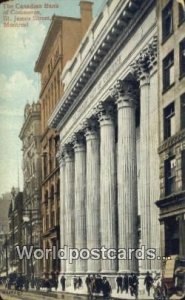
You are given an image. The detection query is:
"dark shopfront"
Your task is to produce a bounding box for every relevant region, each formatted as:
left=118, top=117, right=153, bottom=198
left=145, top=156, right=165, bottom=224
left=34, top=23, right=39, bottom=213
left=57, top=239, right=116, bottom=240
left=156, top=192, right=185, bottom=258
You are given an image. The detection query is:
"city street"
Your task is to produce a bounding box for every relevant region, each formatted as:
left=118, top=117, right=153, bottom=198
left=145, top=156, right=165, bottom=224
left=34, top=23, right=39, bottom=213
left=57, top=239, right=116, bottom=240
left=0, top=290, right=90, bottom=300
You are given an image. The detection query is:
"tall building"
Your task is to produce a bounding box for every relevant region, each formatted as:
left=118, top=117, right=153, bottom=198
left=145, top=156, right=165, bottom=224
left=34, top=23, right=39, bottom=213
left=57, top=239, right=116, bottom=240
left=0, top=192, right=11, bottom=234
left=156, top=0, right=185, bottom=257
left=8, top=188, right=23, bottom=275
left=34, top=2, right=93, bottom=278
left=0, top=192, right=11, bottom=277
left=19, top=102, right=42, bottom=279
left=49, top=0, right=161, bottom=294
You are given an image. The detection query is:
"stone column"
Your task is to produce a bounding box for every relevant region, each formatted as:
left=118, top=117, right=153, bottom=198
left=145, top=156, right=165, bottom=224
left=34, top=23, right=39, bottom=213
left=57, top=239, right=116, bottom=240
left=98, top=102, right=117, bottom=273
left=132, top=48, right=152, bottom=272
left=73, top=132, right=87, bottom=273
left=58, top=149, right=66, bottom=273
left=84, top=118, right=100, bottom=273
left=148, top=39, right=161, bottom=272
left=64, top=145, right=75, bottom=273
left=111, top=80, right=138, bottom=273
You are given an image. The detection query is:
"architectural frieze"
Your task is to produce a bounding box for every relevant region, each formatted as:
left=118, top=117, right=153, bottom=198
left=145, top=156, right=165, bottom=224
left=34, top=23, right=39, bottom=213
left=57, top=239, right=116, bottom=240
left=158, top=129, right=185, bottom=154
left=49, top=0, right=155, bottom=130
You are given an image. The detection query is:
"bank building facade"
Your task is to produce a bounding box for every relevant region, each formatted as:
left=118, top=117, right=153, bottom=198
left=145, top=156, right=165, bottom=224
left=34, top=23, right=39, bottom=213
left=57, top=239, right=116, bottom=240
left=49, top=0, right=161, bottom=287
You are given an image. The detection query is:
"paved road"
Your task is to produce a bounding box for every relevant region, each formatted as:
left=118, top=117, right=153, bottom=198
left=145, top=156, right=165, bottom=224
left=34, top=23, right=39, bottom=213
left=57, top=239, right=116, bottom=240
left=0, top=289, right=96, bottom=300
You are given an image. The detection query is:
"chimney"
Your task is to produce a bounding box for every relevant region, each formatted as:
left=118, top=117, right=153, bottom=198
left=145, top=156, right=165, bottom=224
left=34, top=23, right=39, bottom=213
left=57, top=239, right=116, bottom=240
left=80, top=0, right=93, bottom=36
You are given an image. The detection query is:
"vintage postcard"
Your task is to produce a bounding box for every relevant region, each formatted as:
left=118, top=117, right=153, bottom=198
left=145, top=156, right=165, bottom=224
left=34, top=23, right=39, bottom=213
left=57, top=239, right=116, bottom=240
left=0, top=0, right=185, bottom=299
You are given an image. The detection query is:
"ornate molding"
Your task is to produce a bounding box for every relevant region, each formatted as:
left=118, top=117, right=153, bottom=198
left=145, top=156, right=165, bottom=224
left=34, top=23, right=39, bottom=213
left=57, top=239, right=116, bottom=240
left=131, top=35, right=158, bottom=81
left=158, top=129, right=185, bottom=154
left=63, top=144, right=74, bottom=161
left=72, top=131, right=85, bottom=151
left=110, top=79, right=138, bottom=106
left=83, top=117, right=99, bottom=138
left=95, top=101, right=115, bottom=123
left=49, top=0, right=150, bottom=130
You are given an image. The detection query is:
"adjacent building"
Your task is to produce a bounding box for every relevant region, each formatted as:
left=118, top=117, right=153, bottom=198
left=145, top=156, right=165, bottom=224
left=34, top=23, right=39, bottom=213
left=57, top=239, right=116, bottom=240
left=19, top=102, right=42, bottom=279
left=0, top=192, right=11, bottom=278
left=156, top=0, right=185, bottom=258
left=50, top=0, right=161, bottom=294
left=34, top=2, right=93, bottom=278
left=8, top=188, right=23, bottom=275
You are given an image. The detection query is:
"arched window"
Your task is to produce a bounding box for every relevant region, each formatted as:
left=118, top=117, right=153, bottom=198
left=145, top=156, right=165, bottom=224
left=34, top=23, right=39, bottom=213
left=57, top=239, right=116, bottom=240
left=45, top=190, right=48, bottom=207
left=50, top=185, right=54, bottom=205
left=57, top=179, right=60, bottom=201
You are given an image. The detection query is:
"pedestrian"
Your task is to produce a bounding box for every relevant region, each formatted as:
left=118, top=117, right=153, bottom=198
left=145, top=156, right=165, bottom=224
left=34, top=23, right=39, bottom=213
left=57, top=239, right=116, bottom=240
left=78, top=277, right=82, bottom=288
left=129, top=273, right=139, bottom=299
left=123, top=273, right=129, bottom=294
left=102, top=276, right=111, bottom=299
left=73, top=275, right=77, bottom=290
left=92, top=274, right=97, bottom=293
left=116, top=275, right=123, bottom=293
left=132, top=274, right=139, bottom=300
left=24, top=277, right=29, bottom=291
left=60, top=275, right=66, bottom=291
left=144, top=271, right=154, bottom=296
left=96, top=274, right=102, bottom=293
left=85, top=274, right=91, bottom=294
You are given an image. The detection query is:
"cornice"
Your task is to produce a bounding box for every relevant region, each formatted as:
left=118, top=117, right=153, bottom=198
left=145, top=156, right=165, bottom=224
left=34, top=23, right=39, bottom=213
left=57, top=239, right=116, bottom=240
left=34, top=16, right=63, bottom=73
left=158, top=129, right=185, bottom=154
left=49, top=0, right=155, bottom=131
left=19, top=110, right=41, bottom=140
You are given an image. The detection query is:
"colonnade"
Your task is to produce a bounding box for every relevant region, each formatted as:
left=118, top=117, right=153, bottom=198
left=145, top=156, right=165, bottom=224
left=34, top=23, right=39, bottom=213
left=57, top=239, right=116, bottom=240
left=58, top=37, right=160, bottom=275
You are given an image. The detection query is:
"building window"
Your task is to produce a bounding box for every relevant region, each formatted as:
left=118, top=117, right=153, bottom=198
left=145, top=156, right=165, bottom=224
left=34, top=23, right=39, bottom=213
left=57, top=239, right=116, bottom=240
left=165, top=217, right=179, bottom=256
left=162, top=1, right=173, bottom=42
left=180, top=38, right=185, bottom=78
left=182, top=150, right=185, bottom=190
left=165, top=157, right=176, bottom=196
left=44, top=191, right=48, bottom=208
left=181, top=93, right=185, bottom=129
left=46, top=215, right=49, bottom=231
left=163, top=51, right=174, bottom=92
left=179, top=3, right=185, bottom=25
left=50, top=185, right=54, bottom=205
left=164, top=102, right=175, bottom=139
left=51, top=211, right=55, bottom=228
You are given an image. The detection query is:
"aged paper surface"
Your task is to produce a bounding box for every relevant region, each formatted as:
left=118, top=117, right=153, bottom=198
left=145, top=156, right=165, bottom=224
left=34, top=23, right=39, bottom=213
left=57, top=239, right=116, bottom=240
left=0, top=0, right=185, bottom=299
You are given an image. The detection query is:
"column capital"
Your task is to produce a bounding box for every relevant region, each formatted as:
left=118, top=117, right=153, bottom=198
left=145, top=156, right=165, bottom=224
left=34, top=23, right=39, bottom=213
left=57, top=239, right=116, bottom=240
left=56, top=146, right=65, bottom=166
left=110, top=80, right=138, bottom=108
left=131, top=35, right=158, bottom=83
left=95, top=101, right=115, bottom=124
left=147, top=35, right=158, bottom=73
left=83, top=117, right=99, bottom=140
left=131, top=49, right=150, bottom=83
left=72, top=131, right=85, bottom=152
left=63, top=144, right=74, bottom=162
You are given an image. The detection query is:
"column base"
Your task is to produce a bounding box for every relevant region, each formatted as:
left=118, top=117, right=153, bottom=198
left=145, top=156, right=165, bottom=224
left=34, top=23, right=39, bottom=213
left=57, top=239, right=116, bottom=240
left=100, top=270, right=118, bottom=275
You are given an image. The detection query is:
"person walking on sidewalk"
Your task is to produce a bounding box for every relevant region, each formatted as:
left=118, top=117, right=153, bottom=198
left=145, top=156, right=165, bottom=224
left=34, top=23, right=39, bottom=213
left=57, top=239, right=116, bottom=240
left=85, top=274, right=91, bottom=294
left=60, top=275, right=66, bottom=291
left=123, top=273, right=129, bottom=294
left=144, top=271, right=154, bottom=296
left=116, top=275, right=123, bottom=293
left=129, top=273, right=139, bottom=299
left=102, top=277, right=112, bottom=299
left=73, top=275, right=78, bottom=290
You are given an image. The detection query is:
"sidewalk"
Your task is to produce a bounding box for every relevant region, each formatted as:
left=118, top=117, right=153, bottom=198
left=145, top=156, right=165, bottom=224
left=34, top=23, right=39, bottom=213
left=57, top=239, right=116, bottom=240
left=0, top=285, right=155, bottom=300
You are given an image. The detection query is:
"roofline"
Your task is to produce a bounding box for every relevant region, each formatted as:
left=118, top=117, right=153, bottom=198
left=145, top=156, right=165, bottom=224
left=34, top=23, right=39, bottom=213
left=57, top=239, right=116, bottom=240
left=34, top=15, right=81, bottom=73
left=19, top=110, right=41, bottom=140
left=34, top=15, right=63, bottom=72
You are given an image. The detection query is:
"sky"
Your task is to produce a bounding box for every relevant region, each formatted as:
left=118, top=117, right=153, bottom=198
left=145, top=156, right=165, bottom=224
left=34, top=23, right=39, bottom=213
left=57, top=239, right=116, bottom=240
left=0, top=0, right=107, bottom=195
